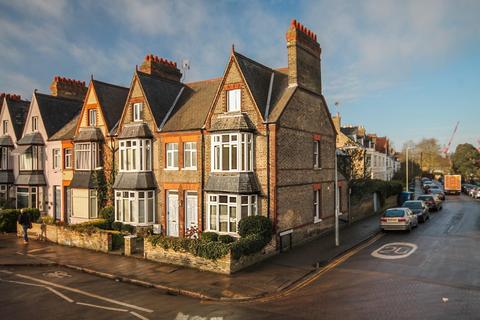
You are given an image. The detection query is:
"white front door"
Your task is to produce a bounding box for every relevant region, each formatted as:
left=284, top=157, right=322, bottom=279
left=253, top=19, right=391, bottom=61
left=167, top=191, right=179, bottom=237
left=185, top=192, right=198, bottom=230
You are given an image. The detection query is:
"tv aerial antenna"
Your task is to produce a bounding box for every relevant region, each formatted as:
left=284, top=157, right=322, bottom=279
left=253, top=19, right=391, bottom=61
left=181, top=59, right=190, bottom=82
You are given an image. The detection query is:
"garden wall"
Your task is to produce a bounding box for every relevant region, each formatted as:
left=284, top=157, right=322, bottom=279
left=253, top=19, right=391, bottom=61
left=18, top=223, right=112, bottom=253
left=350, top=194, right=397, bottom=222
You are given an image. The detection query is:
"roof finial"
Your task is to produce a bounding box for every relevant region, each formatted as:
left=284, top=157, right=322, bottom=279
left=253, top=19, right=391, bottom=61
left=231, top=43, right=235, bottom=54
left=90, top=74, right=94, bottom=80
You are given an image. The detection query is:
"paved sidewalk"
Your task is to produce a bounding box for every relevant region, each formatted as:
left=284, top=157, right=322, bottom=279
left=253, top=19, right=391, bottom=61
left=0, top=213, right=382, bottom=301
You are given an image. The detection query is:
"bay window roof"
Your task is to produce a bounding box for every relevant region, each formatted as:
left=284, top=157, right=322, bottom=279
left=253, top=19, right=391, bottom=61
left=0, top=135, right=14, bottom=147
left=70, top=171, right=96, bottom=188
left=117, top=123, right=153, bottom=139
left=74, top=127, right=104, bottom=142
left=15, top=172, right=46, bottom=185
left=209, top=113, right=256, bottom=132
left=113, top=172, right=156, bottom=190
left=204, top=172, right=260, bottom=194
left=17, top=132, right=44, bottom=145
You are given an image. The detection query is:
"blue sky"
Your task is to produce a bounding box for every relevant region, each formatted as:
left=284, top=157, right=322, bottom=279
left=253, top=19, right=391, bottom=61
left=0, top=0, right=479, bottom=151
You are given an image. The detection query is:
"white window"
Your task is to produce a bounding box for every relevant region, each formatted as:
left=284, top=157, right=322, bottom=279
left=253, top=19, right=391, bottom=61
left=314, top=189, right=322, bottom=222
left=115, top=190, right=155, bottom=225
left=19, top=146, right=43, bottom=171
left=32, top=116, right=38, bottom=132
left=212, top=133, right=253, bottom=172
left=133, top=103, right=143, bottom=121
left=314, top=140, right=321, bottom=168
left=183, top=142, right=197, bottom=169
left=16, top=187, right=37, bottom=209
left=52, top=148, right=60, bottom=169
left=166, top=143, right=178, bottom=169
left=64, top=148, right=72, bottom=169
left=119, top=139, right=151, bottom=172
left=89, top=109, right=97, bottom=127
left=2, top=120, right=7, bottom=135
left=74, top=142, right=99, bottom=170
left=89, top=190, right=98, bottom=218
left=207, top=194, right=257, bottom=233
left=0, top=147, right=9, bottom=170
left=227, top=89, right=241, bottom=112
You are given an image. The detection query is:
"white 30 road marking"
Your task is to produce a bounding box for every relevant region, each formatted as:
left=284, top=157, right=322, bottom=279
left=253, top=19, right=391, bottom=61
left=371, top=242, right=418, bottom=260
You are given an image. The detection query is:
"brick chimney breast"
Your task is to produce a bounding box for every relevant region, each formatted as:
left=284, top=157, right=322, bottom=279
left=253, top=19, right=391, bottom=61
left=286, top=19, right=322, bottom=94
left=50, top=76, right=87, bottom=101
left=1, top=93, right=21, bottom=101
left=139, top=54, right=182, bottom=82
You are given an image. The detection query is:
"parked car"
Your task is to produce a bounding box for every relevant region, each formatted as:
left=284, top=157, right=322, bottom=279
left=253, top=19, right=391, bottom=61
left=380, top=208, right=418, bottom=231
left=398, top=191, right=415, bottom=206
left=402, top=200, right=430, bottom=223
left=471, top=187, right=480, bottom=199
left=429, top=189, right=445, bottom=200
left=462, top=184, right=475, bottom=194
left=469, top=186, right=479, bottom=198
left=417, top=195, right=442, bottom=211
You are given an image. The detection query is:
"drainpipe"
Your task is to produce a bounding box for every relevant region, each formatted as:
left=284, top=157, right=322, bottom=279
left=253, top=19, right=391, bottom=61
left=266, top=124, right=270, bottom=220
left=200, top=129, right=205, bottom=232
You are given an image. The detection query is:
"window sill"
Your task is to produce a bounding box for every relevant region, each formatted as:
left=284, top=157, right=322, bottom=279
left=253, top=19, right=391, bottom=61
left=204, top=230, right=240, bottom=238
left=164, top=168, right=179, bottom=171
left=181, top=168, right=197, bottom=171
left=314, top=167, right=323, bottom=170
left=314, top=217, right=323, bottom=224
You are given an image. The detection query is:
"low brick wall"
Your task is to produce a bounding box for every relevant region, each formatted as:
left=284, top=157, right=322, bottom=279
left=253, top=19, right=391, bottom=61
left=18, top=223, right=112, bottom=253
left=144, top=240, right=276, bottom=275
left=350, top=194, right=398, bottom=222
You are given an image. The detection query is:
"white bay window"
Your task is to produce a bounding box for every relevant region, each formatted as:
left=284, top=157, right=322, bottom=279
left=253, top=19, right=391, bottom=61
left=207, top=194, right=257, bottom=233
left=115, top=191, right=155, bottom=225
left=119, top=139, right=152, bottom=172
left=212, top=133, right=253, bottom=172
left=0, top=147, right=10, bottom=170
left=20, top=146, right=43, bottom=171
left=75, top=142, right=100, bottom=170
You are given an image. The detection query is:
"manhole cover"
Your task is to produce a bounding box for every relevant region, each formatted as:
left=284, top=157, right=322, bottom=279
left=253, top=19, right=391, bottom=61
left=42, top=271, right=72, bottom=279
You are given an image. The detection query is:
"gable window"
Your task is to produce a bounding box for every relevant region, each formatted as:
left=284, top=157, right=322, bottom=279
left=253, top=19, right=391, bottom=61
left=0, top=147, right=9, bottom=170
left=64, top=148, right=72, bottom=169
left=88, top=109, right=97, bottom=127
left=119, top=139, right=152, bottom=172
left=2, top=120, right=7, bottom=135
left=314, top=189, right=322, bottom=222
left=207, top=194, right=257, bottom=233
left=52, top=149, right=61, bottom=169
left=183, top=142, right=197, bottom=169
left=227, top=89, right=241, bottom=112
left=32, top=116, right=38, bottom=132
left=133, top=103, right=143, bottom=122
left=212, top=133, right=253, bottom=172
left=74, top=142, right=99, bottom=170
left=20, top=146, right=43, bottom=171
left=314, top=140, right=321, bottom=168
left=166, top=143, right=178, bottom=169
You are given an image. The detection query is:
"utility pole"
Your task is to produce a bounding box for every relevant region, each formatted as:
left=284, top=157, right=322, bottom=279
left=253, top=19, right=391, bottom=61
left=406, top=147, right=409, bottom=192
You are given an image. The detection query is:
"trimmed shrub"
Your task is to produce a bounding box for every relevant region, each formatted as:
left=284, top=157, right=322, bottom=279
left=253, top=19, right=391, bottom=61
left=110, top=231, right=124, bottom=251
left=350, top=179, right=403, bottom=205
left=201, top=231, right=218, bottom=242
left=218, top=234, right=235, bottom=244
left=121, top=223, right=135, bottom=234
left=112, top=222, right=123, bottom=231
left=148, top=235, right=231, bottom=260
left=22, top=208, right=40, bottom=223
left=66, top=219, right=110, bottom=234
left=231, top=234, right=267, bottom=259
left=238, top=215, right=273, bottom=240
left=0, top=209, right=20, bottom=233
left=99, top=206, right=114, bottom=226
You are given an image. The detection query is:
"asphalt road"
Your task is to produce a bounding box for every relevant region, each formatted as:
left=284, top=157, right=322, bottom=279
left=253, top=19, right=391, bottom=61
left=1, top=195, right=479, bottom=320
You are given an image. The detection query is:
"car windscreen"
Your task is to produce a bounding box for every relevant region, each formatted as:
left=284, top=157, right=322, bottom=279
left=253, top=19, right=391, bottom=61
left=383, top=209, right=406, bottom=217
left=403, top=202, right=422, bottom=209
left=417, top=196, right=433, bottom=201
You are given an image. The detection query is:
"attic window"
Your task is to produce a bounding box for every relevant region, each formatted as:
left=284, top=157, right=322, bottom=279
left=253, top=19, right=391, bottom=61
left=32, top=116, right=38, bottom=132
left=133, top=103, right=143, bottom=121
left=89, top=109, right=97, bottom=127
left=227, top=89, right=241, bottom=112
left=2, top=120, right=7, bottom=135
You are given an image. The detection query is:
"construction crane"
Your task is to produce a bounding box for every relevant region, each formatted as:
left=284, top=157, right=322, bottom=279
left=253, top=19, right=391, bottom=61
left=442, top=121, right=460, bottom=156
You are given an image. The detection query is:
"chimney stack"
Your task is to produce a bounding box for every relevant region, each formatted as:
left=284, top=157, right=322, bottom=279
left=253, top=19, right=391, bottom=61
left=50, top=76, right=87, bottom=100
left=286, top=19, right=322, bottom=94
left=0, top=93, right=22, bottom=101
left=139, top=54, right=182, bottom=82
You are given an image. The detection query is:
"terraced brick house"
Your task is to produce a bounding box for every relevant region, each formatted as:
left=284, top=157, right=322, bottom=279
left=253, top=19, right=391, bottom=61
left=13, top=77, right=85, bottom=215
left=0, top=94, right=30, bottom=206
left=69, top=79, right=128, bottom=224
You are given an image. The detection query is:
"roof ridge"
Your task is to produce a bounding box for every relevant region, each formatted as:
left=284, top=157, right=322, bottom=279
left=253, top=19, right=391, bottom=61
left=35, top=91, right=84, bottom=103
left=92, top=79, right=129, bottom=90
left=234, top=51, right=274, bottom=73
left=186, top=77, right=222, bottom=86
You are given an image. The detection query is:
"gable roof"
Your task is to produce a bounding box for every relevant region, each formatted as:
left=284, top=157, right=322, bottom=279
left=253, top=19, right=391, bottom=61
left=162, top=77, right=222, bottom=131
left=233, top=52, right=289, bottom=121
left=5, top=98, right=30, bottom=140
left=34, top=92, right=84, bottom=138
left=91, top=80, right=129, bottom=131
left=136, top=71, right=184, bottom=129
left=49, top=113, right=79, bottom=141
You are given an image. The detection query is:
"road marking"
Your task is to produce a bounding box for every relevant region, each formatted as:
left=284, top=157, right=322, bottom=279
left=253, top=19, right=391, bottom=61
left=28, top=247, right=50, bottom=254
left=0, top=270, right=13, bottom=275
left=45, top=287, right=74, bottom=303
left=130, top=311, right=150, bottom=320
left=42, top=270, right=72, bottom=279
left=0, top=278, right=73, bottom=303
left=14, top=273, right=154, bottom=313
left=76, top=302, right=128, bottom=312
left=371, top=242, right=418, bottom=260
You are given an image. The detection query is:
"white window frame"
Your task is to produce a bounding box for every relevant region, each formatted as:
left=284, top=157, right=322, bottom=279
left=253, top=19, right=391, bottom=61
left=89, top=189, right=98, bottom=219
left=133, top=103, right=143, bottom=122
left=89, top=109, right=97, bottom=127
left=183, top=142, right=197, bottom=170
left=207, top=193, right=257, bottom=234
left=0, top=147, right=9, bottom=170
left=119, top=139, right=152, bottom=172
left=64, top=148, right=72, bottom=169
left=52, top=148, right=60, bottom=169
left=32, top=116, right=38, bottom=132
left=115, top=190, right=155, bottom=225
left=227, top=89, right=241, bottom=112
left=211, top=133, right=253, bottom=172
left=314, top=189, right=322, bottom=223
left=2, top=120, right=7, bottom=135
left=16, top=186, right=37, bottom=209
left=74, top=142, right=99, bottom=171
left=19, top=146, right=43, bottom=171
left=166, top=143, right=178, bottom=170
left=314, top=140, right=321, bottom=169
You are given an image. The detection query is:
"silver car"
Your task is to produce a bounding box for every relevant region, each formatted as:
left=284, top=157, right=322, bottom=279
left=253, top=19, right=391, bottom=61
left=381, top=208, right=418, bottom=231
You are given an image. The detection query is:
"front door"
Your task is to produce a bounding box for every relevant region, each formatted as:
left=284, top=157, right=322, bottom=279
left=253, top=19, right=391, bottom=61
left=65, top=187, right=72, bottom=223
left=54, top=186, right=61, bottom=220
left=167, top=191, right=179, bottom=237
left=185, top=192, right=198, bottom=231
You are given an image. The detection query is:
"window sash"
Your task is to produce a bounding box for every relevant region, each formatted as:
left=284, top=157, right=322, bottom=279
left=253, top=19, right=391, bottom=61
left=0, top=147, right=9, bottom=170
left=119, top=139, right=152, bottom=172
left=211, top=133, right=253, bottom=172
left=227, top=89, right=241, bottom=112
left=133, top=103, right=143, bottom=121
left=166, top=143, right=178, bottom=169
left=314, top=189, right=322, bottom=220
left=64, top=148, right=72, bottom=169
left=89, top=109, right=97, bottom=127
left=2, top=120, right=7, bottom=135
left=115, top=190, right=155, bottom=225
left=183, top=142, right=197, bottom=169
left=207, top=193, right=257, bottom=233
left=52, top=149, right=60, bottom=169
